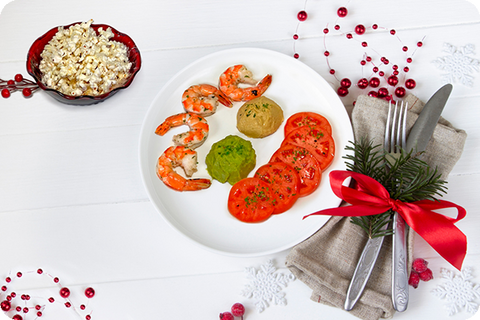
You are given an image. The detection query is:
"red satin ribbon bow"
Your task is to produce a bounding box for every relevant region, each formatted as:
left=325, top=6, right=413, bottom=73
left=305, top=170, right=467, bottom=270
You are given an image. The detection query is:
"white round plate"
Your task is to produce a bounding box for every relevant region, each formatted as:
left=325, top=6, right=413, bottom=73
left=139, top=48, right=353, bottom=256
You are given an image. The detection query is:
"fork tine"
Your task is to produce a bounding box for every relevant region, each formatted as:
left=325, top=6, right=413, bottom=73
left=385, top=100, right=393, bottom=152
left=391, top=101, right=398, bottom=153
left=401, top=101, right=407, bottom=149
left=395, top=101, right=403, bottom=152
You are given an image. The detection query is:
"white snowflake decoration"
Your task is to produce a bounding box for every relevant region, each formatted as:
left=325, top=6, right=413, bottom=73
left=240, top=259, right=295, bottom=313
left=432, top=267, right=480, bottom=316
left=432, top=43, right=480, bottom=86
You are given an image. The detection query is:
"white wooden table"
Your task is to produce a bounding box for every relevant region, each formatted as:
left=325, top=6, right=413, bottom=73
left=0, top=1, right=479, bottom=319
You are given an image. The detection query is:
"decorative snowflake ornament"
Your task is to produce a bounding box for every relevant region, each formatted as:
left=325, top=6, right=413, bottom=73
left=432, top=267, right=480, bottom=316
left=240, top=259, right=295, bottom=313
left=432, top=43, right=480, bottom=86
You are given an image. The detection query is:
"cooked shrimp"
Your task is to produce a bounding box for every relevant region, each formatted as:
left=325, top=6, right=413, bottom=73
left=155, top=112, right=209, bottom=149
left=182, top=84, right=232, bottom=116
left=156, top=146, right=211, bottom=191
left=219, top=65, right=272, bottom=102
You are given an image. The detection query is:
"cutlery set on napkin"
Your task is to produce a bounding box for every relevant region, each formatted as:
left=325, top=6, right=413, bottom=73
left=286, top=88, right=467, bottom=320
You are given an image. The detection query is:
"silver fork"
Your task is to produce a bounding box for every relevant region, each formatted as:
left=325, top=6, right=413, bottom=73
left=344, top=100, right=408, bottom=311
left=385, top=100, right=409, bottom=312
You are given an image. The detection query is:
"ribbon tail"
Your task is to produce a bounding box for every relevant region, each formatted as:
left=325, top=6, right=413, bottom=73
left=398, top=201, right=467, bottom=270
left=415, top=220, right=466, bottom=271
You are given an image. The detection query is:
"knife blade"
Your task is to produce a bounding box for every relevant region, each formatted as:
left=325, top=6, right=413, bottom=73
left=406, top=84, right=453, bottom=152
left=344, top=224, right=388, bottom=311
left=392, top=83, right=453, bottom=312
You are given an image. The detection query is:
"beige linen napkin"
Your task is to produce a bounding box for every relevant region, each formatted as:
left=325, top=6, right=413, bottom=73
left=285, top=94, right=467, bottom=320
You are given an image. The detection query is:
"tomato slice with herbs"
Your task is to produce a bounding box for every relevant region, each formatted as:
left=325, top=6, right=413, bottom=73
left=254, top=162, right=301, bottom=214
left=228, top=177, right=274, bottom=222
left=270, top=145, right=321, bottom=197
left=284, top=112, right=332, bottom=136
left=281, top=126, right=335, bottom=170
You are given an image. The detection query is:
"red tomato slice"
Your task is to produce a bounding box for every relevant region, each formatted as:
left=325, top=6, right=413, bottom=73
left=281, top=126, right=335, bottom=170
left=254, top=162, right=301, bottom=214
left=269, top=145, right=321, bottom=197
left=284, top=112, right=332, bottom=136
left=228, top=177, right=274, bottom=222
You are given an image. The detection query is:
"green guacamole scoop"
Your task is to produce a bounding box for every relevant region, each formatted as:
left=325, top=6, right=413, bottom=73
left=205, top=135, right=256, bottom=185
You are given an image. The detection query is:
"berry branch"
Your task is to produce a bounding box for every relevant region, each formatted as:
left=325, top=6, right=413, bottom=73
left=1, top=74, right=39, bottom=99
left=292, top=2, right=425, bottom=102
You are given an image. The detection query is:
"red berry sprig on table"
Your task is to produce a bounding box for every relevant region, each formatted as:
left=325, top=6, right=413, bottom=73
left=408, top=258, right=434, bottom=288
left=1, top=74, right=39, bottom=99
left=1, top=268, right=95, bottom=320
left=220, top=303, right=246, bottom=320
left=292, top=2, right=424, bottom=102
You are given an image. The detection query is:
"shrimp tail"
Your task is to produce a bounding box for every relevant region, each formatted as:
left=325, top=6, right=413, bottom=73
left=259, top=74, right=272, bottom=90
left=183, top=179, right=212, bottom=191
left=155, top=122, right=171, bottom=136
left=217, top=91, right=233, bottom=108
left=253, top=74, right=272, bottom=98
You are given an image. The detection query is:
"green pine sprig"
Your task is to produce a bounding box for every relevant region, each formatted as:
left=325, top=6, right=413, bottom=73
left=343, top=138, right=447, bottom=238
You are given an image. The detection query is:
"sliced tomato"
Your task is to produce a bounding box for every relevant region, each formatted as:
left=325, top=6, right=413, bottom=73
left=228, top=177, right=274, bottom=222
left=254, top=162, right=301, bottom=214
left=284, top=112, right=332, bottom=136
left=270, top=145, right=321, bottom=197
left=281, top=126, right=335, bottom=170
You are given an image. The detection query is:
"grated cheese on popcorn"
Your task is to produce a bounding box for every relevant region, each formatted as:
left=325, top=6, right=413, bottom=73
left=39, top=19, right=132, bottom=96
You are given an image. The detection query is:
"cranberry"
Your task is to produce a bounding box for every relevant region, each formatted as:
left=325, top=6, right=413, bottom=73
left=412, top=258, right=428, bottom=273
left=219, top=312, right=234, bottom=320
left=14, top=74, right=23, bottom=82
left=2, top=88, right=10, bottom=98
left=409, top=271, right=420, bottom=288
left=23, top=88, right=32, bottom=97
left=418, top=268, right=434, bottom=281
left=231, top=303, right=245, bottom=317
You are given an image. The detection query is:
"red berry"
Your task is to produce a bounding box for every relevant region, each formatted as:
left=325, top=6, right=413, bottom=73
left=408, top=271, right=420, bottom=288
left=357, top=78, right=369, bottom=89
left=340, top=78, right=352, bottom=88
left=1, top=300, right=11, bottom=311
left=15, top=74, right=23, bottom=82
left=60, top=287, right=70, bottom=298
left=1, top=88, right=10, bottom=98
left=412, top=258, right=429, bottom=273
left=219, top=312, right=234, bottom=320
left=231, top=303, right=245, bottom=317
left=85, top=287, right=95, bottom=298
left=297, top=11, right=308, bottom=22
left=419, top=268, right=434, bottom=282
left=377, top=87, right=389, bottom=98
left=337, top=86, right=349, bottom=97
left=337, top=7, right=348, bottom=18
left=405, top=79, right=416, bottom=89
left=22, top=88, right=32, bottom=97
left=369, top=77, right=380, bottom=88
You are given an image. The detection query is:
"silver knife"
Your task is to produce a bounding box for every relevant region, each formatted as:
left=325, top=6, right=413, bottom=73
left=344, top=225, right=387, bottom=311
left=392, top=83, right=453, bottom=312
left=344, top=84, right=453, bottom=312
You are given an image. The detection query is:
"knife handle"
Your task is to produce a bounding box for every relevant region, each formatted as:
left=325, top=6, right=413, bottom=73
left=345, top=233, right=385, bottom=311
left=392, top=212, right=409, bottom=312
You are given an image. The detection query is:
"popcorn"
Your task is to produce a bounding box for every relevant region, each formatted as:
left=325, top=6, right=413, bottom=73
left=39, top=19, right=132, bottom=96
